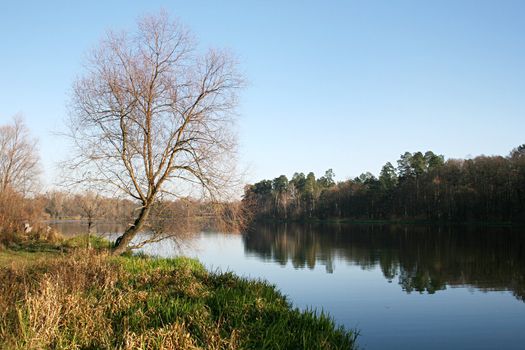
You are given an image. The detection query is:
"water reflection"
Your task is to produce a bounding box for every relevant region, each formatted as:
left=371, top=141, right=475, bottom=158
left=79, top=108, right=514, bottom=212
left=243, top=223, right=525, bottom=301
left=48, top=220, right=126, bottom=236
left=47, top=220, right=525, bottom=349
left=50, top=219, right=525, bottom=302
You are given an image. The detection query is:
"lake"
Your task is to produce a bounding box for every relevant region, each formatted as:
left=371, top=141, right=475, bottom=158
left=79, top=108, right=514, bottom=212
left=51, top=221, right=525, bottom=349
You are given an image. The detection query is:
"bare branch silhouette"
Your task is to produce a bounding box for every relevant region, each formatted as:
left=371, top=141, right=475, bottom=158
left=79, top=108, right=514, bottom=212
left=64, top=11, right=243, bottom=254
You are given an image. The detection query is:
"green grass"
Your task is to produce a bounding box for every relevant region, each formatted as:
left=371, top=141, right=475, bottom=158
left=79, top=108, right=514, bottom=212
left=0, top=240, right=64, bottom=267
left=0, top=234, right=111, bottom=267
left=110, top=255, right=356, bottom=349
left=0, top=248, right=53, bottom=267
left=0, top=241, right=358, bottom=349
left=63, top=233, right=113, bottom=249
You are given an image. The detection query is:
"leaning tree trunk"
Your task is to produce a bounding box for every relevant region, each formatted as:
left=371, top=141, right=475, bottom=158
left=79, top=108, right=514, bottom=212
left=112, top=205, right=151, bottom=255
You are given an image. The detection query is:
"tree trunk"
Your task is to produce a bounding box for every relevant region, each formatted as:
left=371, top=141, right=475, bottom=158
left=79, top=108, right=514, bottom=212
left=112, top=204, right=151, bottom=255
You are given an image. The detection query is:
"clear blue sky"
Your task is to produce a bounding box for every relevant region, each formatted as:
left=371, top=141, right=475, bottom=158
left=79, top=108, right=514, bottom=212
left=1, top=0, right=524, bottom=188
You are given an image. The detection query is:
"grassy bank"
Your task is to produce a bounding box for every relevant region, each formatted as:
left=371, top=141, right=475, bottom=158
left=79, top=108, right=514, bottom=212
left=0, top=238, right=357, bottom=350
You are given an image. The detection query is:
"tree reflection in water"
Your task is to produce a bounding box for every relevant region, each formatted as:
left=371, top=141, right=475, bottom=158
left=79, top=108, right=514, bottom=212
left=242, top=223, right=525, bottom=301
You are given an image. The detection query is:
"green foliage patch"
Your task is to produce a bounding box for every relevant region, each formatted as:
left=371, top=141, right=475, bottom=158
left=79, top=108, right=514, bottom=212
left=0, top=250, right=357, bottom=349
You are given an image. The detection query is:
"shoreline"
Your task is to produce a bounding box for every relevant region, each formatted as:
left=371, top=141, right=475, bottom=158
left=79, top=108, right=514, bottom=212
left=0, top=237, right=358, bottom=349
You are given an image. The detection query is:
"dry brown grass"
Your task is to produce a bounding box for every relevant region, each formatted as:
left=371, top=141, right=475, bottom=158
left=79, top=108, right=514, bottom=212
left=0, top=248, right=357, bottom=350
left=0, top=251, right=239, bottom=350
left=123, top=322, right=199, bottom=350
left=1, top=252, right=119, bottom=349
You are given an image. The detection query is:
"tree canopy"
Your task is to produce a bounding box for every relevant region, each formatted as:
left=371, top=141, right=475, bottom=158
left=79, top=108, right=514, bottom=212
left=243, top=146, right=525, bottom=223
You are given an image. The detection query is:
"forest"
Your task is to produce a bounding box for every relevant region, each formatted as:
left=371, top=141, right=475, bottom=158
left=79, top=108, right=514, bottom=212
left=243, top=146, right=525, bottom=223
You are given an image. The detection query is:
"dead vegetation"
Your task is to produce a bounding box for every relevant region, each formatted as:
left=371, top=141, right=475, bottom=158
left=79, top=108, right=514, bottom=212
left=0, top=248, right=356, bottom=349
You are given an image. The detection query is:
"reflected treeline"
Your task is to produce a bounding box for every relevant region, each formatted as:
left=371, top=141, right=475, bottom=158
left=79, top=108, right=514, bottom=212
left=243, top=223, right=525, bottom=301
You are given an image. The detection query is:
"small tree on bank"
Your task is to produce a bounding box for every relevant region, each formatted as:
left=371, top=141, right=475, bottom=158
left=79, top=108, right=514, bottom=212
left=66, top=12, right=243, bottom=255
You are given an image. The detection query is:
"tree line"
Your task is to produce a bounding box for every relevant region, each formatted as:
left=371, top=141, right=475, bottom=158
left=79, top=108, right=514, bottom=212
left=41, top=191, right=244, bottom=235
left=243, top=147, right=525, bottom=222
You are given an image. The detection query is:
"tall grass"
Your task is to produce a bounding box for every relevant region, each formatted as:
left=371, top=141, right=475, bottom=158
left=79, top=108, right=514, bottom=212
left=0, top=188, right=45, bottom=245
left=0, top=250, right=357, bottom=349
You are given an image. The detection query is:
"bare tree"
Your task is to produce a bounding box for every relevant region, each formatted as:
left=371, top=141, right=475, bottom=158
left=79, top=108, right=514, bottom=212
left=77, top=191, right=103, bottom=248
left=77, top=191, right=103, bottom=233
left=44, top=190, right=66, bottom=219
left=0, top=116, right=40, bottom=195
left=66, top=12, right=243, bottom=254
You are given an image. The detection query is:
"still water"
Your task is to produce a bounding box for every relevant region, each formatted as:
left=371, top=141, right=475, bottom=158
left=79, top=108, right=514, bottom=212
left=52, top=222, right=525, bottom=349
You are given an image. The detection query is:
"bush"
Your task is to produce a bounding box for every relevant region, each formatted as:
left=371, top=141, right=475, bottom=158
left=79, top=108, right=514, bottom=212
left=0, top=188, right=44, bottom=244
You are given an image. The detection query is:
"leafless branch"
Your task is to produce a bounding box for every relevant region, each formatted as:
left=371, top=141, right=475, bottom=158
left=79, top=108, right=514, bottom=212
left=63, top=11, right=244, bottom=254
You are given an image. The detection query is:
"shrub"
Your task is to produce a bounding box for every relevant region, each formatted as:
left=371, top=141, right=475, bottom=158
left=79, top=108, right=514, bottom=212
left=0, top=188, right=44, bottom=244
